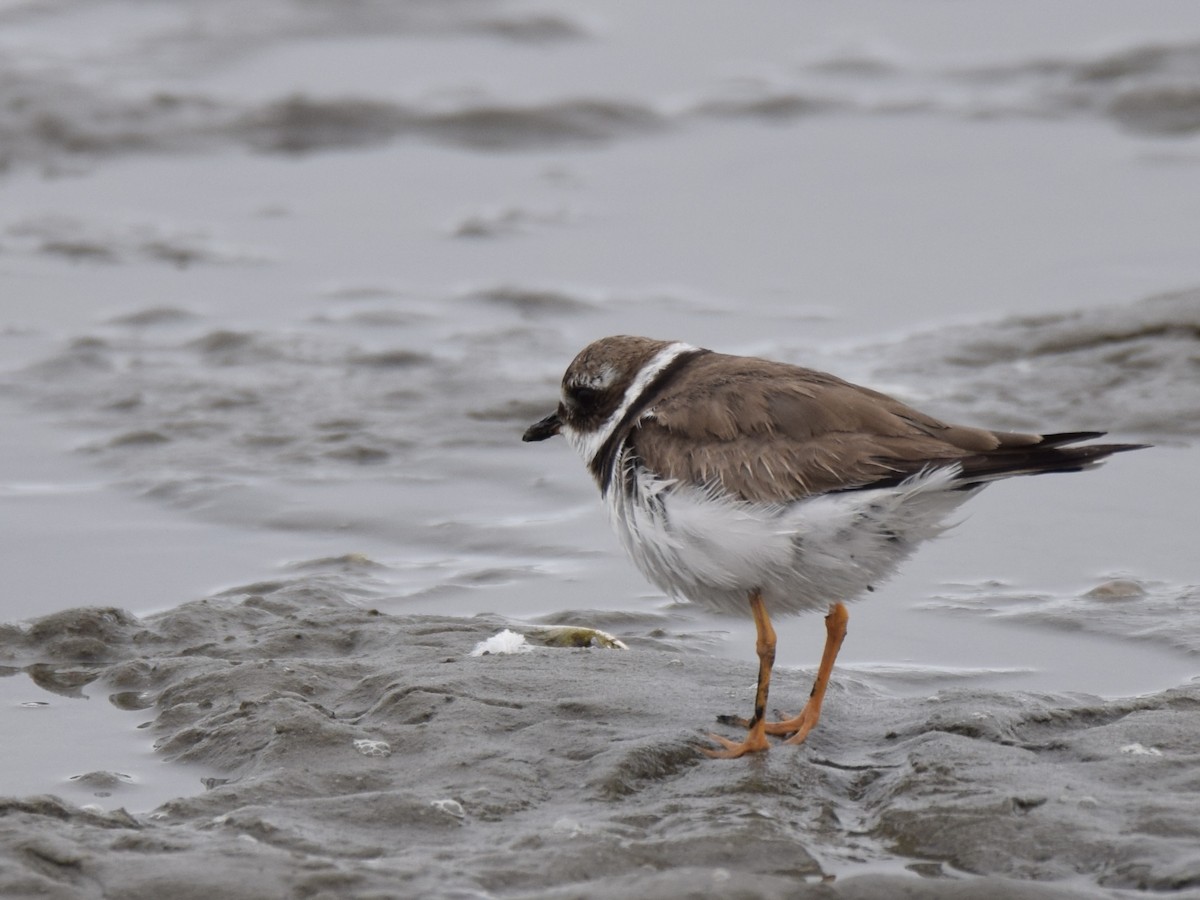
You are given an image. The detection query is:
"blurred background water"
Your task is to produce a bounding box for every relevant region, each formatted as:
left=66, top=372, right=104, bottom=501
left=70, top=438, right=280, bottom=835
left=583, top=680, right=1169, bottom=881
left=2, top=0, right=1199, bottom=801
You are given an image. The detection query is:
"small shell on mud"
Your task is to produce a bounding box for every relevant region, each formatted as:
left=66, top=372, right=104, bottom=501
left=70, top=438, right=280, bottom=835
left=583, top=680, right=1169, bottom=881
left=527, top=626, right=628, bottom=650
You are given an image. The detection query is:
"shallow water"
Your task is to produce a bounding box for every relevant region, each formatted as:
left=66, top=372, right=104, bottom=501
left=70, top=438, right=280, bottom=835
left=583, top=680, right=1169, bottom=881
left=0, top=670, right=216, bottom=812
left=1, top=2, right=1199, bottom=897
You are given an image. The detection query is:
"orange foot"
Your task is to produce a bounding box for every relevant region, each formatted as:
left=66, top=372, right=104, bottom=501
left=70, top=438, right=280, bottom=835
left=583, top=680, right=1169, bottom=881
left=766, top=704, right=821, bottom=745
left=701, top=720, right=769, bottom=759
left=716, top=707, right=820, bottom=744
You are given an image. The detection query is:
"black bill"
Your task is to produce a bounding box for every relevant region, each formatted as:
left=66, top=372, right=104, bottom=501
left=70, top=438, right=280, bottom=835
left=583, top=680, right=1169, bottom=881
left=522, top=411, right=562, bottom=442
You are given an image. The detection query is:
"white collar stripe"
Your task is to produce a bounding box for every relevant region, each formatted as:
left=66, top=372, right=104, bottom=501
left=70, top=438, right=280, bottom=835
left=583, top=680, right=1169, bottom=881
left=570, top=341, right=696, bottom=468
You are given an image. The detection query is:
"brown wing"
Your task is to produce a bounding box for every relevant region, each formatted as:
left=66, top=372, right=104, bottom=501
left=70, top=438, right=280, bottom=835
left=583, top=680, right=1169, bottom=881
left=626, top=353, right=1046, bottom=504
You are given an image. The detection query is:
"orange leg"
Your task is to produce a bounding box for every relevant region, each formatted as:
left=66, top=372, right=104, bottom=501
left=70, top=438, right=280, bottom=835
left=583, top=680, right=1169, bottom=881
left=703, top=590, right=775, bottom=759
left=763, top=602, right=849, bottom=744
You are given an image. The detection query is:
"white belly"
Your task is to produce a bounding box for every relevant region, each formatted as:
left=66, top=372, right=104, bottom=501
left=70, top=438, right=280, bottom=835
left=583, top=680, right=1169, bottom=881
left=606, top=465, right=975, bottom=617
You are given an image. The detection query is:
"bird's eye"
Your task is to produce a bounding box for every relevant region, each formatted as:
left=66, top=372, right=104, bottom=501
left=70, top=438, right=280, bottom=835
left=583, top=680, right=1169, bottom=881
left=567, top=385, right=600, bottom=408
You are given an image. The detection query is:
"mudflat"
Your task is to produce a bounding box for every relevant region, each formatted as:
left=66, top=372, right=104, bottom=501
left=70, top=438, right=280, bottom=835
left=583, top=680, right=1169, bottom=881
left=3, top=579, right=1197, bottom=898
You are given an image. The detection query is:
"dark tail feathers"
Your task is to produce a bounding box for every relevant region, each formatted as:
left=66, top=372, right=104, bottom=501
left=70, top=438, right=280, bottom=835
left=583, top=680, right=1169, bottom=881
left=953, top=432, right=1148, bottom=490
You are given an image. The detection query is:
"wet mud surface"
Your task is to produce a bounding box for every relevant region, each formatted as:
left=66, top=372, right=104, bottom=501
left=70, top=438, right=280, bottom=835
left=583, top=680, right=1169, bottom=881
left=4, top=3, right=1200, bottom=897
left=3, top=581, right=1198, bottom=899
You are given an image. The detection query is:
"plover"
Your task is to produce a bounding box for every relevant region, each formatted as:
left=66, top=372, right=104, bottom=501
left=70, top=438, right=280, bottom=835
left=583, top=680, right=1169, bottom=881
left=523, top=335, right=1145, bottom=758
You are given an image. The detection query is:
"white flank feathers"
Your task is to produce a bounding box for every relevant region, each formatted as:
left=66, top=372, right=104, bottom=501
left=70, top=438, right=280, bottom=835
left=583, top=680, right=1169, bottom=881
left=608, top=462, right=974, bottom=616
